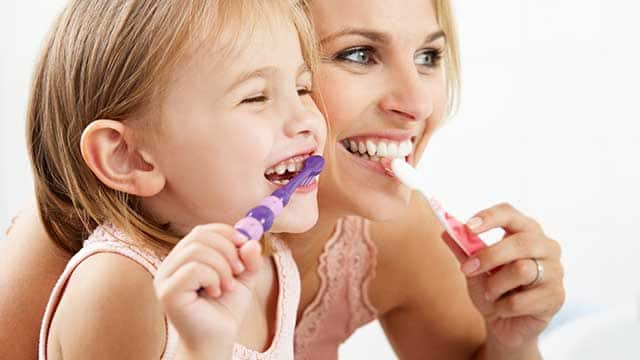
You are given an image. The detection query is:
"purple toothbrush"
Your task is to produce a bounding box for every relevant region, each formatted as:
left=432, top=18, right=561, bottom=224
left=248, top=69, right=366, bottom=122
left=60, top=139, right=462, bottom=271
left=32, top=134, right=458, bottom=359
left=234, top=155, right=325, bottom=241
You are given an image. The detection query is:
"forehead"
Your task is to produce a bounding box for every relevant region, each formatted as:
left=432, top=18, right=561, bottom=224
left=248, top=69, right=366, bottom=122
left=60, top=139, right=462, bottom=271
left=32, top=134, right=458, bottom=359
left=310, top=0, right=439, bottom=38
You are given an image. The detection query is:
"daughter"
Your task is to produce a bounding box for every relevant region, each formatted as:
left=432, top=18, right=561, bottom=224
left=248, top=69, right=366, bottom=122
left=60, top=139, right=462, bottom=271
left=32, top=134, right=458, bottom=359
left=29, top=0, right=325, bottom=359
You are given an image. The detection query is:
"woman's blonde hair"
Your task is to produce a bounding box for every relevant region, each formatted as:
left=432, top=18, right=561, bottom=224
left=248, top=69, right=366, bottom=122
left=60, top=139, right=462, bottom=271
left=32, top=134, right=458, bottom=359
left=27, top=0, right=317, bottom=254
left=433, top=0, right=461, bottom=116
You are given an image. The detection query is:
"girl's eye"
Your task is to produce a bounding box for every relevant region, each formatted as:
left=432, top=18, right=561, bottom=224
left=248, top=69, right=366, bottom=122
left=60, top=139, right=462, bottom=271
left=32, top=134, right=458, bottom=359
left=415, top=49, right=444, bottom=67
left=241, top=95, right=268, bottom=104
left=336, top=47, right=377, bottom=65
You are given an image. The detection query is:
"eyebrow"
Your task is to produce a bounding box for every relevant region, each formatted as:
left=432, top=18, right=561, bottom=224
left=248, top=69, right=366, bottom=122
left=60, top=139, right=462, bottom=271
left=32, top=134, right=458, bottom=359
left=228, top=63, right=311, bottom=92
left=320, top=28, right=446, bottom=47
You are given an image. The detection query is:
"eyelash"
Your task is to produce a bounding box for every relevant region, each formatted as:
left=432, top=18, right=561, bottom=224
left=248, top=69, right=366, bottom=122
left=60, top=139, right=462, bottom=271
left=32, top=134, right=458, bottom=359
left=335, top=46, right=444, bottom=68
left=240, top=88, right=312, bottom=104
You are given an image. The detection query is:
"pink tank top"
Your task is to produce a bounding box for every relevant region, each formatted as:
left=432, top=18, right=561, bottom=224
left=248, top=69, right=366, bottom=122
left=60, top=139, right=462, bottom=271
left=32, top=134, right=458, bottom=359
left=294, top=216, right=379, bottom=360
left=39, top=223, right=301, bottom=359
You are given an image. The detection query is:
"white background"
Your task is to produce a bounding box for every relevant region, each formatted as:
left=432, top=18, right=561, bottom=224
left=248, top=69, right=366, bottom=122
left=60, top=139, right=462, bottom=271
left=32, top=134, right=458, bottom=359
left=2, top=1, right=639, bottom=359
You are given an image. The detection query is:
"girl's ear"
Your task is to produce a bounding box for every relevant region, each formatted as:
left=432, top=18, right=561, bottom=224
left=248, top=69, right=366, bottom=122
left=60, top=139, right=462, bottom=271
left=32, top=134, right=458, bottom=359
left=80, top=120, right=165, bottom=197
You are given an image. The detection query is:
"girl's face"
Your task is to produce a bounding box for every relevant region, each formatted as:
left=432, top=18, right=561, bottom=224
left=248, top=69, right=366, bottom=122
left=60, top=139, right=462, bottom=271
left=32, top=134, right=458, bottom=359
left=144, top=18, right=326, bottom=235
left=309, top=0, right=448, bottom=220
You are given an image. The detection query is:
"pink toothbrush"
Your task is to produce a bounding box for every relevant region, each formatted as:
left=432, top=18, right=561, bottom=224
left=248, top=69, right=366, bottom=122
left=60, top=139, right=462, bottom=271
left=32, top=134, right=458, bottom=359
left=387, top=158, right=486, bottom=256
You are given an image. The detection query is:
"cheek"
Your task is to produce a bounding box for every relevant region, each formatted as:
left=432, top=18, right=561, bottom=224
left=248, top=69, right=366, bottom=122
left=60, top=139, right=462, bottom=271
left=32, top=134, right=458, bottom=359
left=315, top=70, right=370, bottom=136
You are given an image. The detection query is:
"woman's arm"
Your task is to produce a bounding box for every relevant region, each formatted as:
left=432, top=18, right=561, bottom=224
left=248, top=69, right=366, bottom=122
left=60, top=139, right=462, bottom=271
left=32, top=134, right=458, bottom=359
left=0, top=203, right=71, bottom=360
left=371, top=193, right=562, bottom=359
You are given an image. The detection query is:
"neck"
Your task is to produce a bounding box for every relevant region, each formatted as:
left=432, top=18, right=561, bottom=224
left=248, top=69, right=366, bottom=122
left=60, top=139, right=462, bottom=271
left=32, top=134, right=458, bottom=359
left=278, top=202, right=345, bottom=277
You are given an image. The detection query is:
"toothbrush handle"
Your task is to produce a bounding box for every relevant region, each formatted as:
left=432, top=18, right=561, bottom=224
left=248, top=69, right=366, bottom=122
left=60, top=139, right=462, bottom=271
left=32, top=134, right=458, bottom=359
left=234, top=195, right=284, bottom=241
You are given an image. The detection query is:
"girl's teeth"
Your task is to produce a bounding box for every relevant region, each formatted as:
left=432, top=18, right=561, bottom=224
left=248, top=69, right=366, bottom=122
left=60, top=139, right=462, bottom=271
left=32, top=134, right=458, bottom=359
left=399, top=141, right=412, bottom=157
left=276, top=164, right=287, bottom=175
left=287, top=163, right=296, bottom=172
left=266, top=168, right=275, bottom=175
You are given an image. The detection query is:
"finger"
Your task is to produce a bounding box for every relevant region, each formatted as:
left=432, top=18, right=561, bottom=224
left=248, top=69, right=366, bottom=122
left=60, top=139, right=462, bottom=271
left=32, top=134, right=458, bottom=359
left=155, top=261, right=222, bottom=306
left=492, top=284, right=565, bottom=321
left=160, top=243, right=235, bottom=292
left=239, top=241, right=263, bottom=273
left=174, top=224, right=247, bottom=253
left=460, top=233, right=551, bottom=276
left=466, top=202, right=543, bottom=235
left=484, top=259, right=542, bottom=302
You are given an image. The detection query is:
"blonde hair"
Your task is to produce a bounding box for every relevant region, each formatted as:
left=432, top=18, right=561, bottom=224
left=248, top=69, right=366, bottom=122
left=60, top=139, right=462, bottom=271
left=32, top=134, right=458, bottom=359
left=433, top=0, right=461, bottom=116
left=27, top=0, right=317, bottom=254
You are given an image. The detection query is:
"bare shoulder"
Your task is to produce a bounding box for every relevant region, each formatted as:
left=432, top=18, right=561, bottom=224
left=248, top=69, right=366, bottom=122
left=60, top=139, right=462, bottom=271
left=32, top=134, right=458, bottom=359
left=368, top=192, right=485, bottom=358
left=47, top=252, right=166, bottom=359
left=0, top=203, right=70, bottom=360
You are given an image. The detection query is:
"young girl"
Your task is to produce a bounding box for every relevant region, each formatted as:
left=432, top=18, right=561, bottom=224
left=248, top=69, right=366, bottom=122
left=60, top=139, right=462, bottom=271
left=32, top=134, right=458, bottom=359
left=30, top=0, right=325, bottom=359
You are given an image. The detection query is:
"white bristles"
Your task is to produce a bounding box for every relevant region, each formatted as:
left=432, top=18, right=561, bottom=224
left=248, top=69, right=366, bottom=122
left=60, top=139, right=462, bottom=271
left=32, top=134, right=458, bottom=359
left=390, top=159, right=432, bottom=199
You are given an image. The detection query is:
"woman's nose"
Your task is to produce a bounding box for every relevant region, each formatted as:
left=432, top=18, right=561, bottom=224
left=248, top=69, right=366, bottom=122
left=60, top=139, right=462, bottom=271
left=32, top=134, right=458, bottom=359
left=377, top=65, right=434, bottom=122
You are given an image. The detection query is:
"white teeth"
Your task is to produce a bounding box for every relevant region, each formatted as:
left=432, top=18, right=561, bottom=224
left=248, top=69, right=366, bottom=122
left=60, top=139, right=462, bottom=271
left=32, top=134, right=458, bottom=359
left=376, top=142, right=388, bottom=157
left=287, top=163, right=296, bottom=172
left=366, top=140, right=377, bottom=156
left=343, top=138, right=414, bottom=160
left=349, top=140, right=358, bottom=153
left=295, top=161, right=303, bottom=172
left=276, top=164, right=287, bottom=175
left=265, top=168, right=275, bottom=175
left=358, top=141, right=366, bottom=154
left=387, top=142, right=398, bottom=157
left=272, top=179, right=290, bottom=185
left=399, top=140, right=412, bottom=157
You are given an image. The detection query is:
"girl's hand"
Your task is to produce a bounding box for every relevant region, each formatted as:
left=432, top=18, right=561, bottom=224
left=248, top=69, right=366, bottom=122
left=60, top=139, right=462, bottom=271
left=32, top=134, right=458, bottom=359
left=442, top=203, right=565, bottom=350
left=153, top=224, right=263, bottom=357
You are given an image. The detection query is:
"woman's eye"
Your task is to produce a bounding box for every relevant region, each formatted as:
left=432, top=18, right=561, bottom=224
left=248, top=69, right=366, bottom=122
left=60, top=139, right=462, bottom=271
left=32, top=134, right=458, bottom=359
left=241, top=95, right=268, bottom=104
left=297, top=87, right=312, bottom=96
left=415, top=49, right=443, bottom=67
left=336, top=47, right=376, bottom=65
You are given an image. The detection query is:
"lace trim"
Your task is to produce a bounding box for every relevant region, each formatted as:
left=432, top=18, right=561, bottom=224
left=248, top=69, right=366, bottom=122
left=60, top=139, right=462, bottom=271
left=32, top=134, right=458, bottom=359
left=47, top=224, right=299, bottom=360
left=294, top=217, right=378, bottom=358
left=231, top=237, right=299, bottom=359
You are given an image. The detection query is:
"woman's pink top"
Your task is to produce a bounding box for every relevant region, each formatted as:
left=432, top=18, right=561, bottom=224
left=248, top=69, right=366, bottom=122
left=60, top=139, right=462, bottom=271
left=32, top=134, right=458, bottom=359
left=39, top=223, right=301, bottom=359
left=293, top=216, right=380, bottom=360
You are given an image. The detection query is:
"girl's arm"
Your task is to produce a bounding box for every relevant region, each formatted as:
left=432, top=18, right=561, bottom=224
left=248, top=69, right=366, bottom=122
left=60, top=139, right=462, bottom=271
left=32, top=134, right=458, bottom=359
left=0, top=203, right=70, bottom=360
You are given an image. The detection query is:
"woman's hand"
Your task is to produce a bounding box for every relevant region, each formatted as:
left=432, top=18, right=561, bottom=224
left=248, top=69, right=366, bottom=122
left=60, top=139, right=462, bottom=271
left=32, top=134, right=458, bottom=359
left=443, top=203, right=565, bottom=352
left=153, top=224, right=263, bottom=358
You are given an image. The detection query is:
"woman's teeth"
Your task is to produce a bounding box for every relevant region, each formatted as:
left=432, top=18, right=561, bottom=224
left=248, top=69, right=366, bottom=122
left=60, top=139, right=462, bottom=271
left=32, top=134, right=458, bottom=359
left=343, top=138, right=413, bottom=161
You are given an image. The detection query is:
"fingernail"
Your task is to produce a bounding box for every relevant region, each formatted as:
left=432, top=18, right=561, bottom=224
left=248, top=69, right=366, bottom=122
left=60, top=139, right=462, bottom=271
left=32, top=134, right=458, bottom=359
left=466, top=217, right=483, bottom=230
left=462, top=258, right=480, bottom=275
left=235, top=261, right=246, bottom=274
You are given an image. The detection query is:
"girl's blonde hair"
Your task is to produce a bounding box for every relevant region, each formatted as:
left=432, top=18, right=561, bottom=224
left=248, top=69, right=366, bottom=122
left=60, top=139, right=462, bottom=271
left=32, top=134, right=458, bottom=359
left=27, top=0, right=317, bottom=254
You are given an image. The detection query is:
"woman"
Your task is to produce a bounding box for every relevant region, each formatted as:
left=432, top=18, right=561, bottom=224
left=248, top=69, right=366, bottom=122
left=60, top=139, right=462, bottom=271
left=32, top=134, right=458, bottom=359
left=0, top=0, right=564, bottom=359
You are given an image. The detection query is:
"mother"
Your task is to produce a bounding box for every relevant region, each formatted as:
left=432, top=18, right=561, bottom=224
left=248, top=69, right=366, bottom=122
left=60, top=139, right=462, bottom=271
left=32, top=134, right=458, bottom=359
left=1, top=0, right=564, bottom=359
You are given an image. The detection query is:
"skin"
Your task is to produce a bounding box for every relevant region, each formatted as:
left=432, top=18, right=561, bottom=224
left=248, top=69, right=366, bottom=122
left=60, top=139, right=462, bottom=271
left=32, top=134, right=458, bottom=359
left=0, top=1, right=564, bottom=359
left=40, top=13, right=326, bottom=360
left=280, top=0, right=564, bottom=359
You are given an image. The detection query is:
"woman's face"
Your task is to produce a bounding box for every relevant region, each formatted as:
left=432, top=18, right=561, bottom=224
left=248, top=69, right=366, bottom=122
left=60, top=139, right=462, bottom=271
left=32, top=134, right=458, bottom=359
left=309, top=0, right=448, bottom=220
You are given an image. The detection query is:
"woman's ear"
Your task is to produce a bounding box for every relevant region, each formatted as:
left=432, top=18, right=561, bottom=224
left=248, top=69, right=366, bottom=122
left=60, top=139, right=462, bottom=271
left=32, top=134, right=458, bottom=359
left=80, top=120, right=165, bottom=197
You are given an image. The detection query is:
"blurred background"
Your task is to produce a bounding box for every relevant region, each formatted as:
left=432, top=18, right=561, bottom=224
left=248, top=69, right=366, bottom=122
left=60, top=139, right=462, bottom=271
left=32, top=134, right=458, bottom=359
left=2, top=1, right=639, bottom=359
